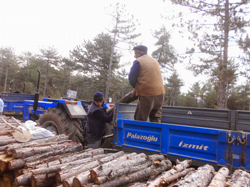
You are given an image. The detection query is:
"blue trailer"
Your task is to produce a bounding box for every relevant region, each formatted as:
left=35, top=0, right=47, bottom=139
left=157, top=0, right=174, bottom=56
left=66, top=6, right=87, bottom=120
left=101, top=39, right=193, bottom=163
left=112, top=103, right=250, bottom=172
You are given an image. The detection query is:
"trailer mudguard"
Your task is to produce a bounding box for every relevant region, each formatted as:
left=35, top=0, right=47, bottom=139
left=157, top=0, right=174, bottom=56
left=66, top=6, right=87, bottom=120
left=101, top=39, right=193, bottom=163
left=113, top=119, right=250, bottom=171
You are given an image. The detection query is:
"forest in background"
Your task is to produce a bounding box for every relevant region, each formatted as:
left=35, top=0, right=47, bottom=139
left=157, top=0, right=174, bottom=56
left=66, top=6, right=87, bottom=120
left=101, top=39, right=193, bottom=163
left=1, top=1, right=250, bottom=110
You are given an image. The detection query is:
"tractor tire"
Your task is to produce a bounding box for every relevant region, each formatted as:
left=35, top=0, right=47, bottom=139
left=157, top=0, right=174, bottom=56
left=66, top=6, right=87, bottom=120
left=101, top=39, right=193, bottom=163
left=100, top=121, right=114, bottom=148
left=38, top=107, right=84, bottom=144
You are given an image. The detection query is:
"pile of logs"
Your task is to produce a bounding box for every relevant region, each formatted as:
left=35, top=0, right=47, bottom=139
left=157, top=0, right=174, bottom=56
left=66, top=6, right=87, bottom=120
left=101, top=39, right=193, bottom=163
left=1, top=115, right=250, bottom=187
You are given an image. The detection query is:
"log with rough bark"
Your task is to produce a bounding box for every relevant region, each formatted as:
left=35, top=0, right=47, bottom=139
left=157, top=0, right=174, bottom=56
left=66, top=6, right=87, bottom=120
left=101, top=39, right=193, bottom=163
left=8, top=144, right=83, bottom=170
left=56, top=160, right=100, bottom=183
left=73, top=171, right=90, bottom=187
left=146, top=159, right=192, bottom=187
left=160, top=168, right=195, bottom=186
left=148, top=154, right=165, bottom=162
left=227, top=169, right=250, bottom=186
left=58, top=148, right=105, bottom=164
left=97, top=158, right=172, bottom=187
left=14, top=172, right=33, bottom=186
left=4, top=134, right=69, bottom=156
left=149, top=159, right=173, bottom=180
left=30, top=153, right=108, bottom=176
left=25, top=155, right=61, bottom=168
left=62, top=175, right=76, bottom=187
left=173, top=164, right=215, bottom=187
left=208, top=167, right=229, bottom=187
left=98, top=166, right=155, bottom=187
left=98, top=150, right=125, bottom=164
left=90, top=157, right=148, bottom=182
left=74, top=153, right=144, bottom=186
left=12, top=143, right=80, bottom=159
left=31, top=173, right=56, bottom=187
left=0, top=138, right=16, bottom=146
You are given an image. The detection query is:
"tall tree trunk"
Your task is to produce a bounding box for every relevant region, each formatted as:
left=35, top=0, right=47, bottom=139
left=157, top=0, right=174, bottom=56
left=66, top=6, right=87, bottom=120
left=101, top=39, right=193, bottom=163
left=105, top=23, right=118, bottom=101
left=43, top=61, right=49, bottom=98
left=4, top=65, right=9, bottom=92
left=218, top=0, right=229, bottom=109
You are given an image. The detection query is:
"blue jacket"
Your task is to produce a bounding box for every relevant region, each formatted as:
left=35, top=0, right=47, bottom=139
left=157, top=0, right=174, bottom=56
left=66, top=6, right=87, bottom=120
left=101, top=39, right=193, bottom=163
left=129, top=60, right=140, bottom=88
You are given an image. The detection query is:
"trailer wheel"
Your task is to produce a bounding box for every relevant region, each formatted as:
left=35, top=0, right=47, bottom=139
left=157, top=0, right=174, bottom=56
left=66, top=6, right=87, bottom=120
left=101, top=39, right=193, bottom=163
left=38, top=107, right=84, bottom=143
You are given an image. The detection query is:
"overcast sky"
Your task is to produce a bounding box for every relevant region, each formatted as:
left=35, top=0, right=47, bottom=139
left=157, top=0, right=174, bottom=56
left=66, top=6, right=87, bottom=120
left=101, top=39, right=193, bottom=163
left=0, top=0, right=223, bottom=92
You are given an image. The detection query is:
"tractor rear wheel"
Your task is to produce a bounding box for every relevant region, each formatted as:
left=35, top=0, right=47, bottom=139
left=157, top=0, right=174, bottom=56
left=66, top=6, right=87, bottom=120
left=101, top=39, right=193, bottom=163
left=38, top=107, right=84, bottom=143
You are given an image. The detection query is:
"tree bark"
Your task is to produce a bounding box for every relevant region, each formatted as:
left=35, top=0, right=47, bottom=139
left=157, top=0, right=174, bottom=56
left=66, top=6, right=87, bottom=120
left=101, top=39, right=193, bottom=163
left=208, top=167, right=229, bottom=187
left=58, top=148, right=104, bottom=164
left=31, top=173, right=56, bottom=187
left=90, top=157, right=148, bottom=182
left=226, top=169, right=250, bottom=186
left=62, top=175, right=75, bottom=187
left=173, top=164, right=215, bottom=187
left=5, top=134, right=69, bottom=156
left=8, top=144, right=83, bottom=170
left=147, top=159, right=192, bottom=187
left=73, top=171, right=90, bottom=187
left=161, top=168, right=195, bottom=186
left=56, top=160, right=99, bottom=183
left=0, top=138, right=16, bottom=146
left=14, top=172, right=32, bottom=186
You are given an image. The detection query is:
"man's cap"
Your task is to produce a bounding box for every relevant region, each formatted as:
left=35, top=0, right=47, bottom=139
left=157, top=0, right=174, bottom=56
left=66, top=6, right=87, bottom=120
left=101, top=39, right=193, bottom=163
left=93, top=92, right=104, bottom=102
left=133, top=45, right=148, bottom=53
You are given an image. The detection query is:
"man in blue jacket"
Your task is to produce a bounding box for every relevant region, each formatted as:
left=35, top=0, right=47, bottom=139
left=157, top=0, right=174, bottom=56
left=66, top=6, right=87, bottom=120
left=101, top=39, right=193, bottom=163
left=129, top=45, right=165, bottom=122
left=86, top=92, right=113, bottom=149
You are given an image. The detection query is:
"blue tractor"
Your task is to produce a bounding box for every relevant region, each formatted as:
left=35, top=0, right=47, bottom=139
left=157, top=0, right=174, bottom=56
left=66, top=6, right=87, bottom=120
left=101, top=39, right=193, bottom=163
left=18, top=70, right=113, bottom=147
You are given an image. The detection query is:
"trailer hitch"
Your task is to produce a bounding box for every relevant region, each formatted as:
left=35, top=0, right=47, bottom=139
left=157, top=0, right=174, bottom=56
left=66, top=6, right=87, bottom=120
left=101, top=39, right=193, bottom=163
left=237, top=133, right=246, bottom=145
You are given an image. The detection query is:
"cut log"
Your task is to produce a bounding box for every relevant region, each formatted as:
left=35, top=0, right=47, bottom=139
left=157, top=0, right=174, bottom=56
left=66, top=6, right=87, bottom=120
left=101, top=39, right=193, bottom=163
left=208, top=167, right=229, bottom=187
left=4, top=134, right=69, bottom=156
left=8, top=144, right=83, bottom=170
left=25, top=155, right=61, bottom=168
left=59, top=148, right=104, bottom=164
left=160, top=168, right=195, bottom=185
left=99, top=166, right=154, bottom=187
left=149, top=159, right=173, bottom=180
left=98, top=150, right=125, bottom=164
left=148, top=154, right=165, bottom=162
left=14, top=172, right=33, bottom=186
left=227, top=169, right=250, bottom=186
left=26, top=144, right=83, bottom=163
left=0, top=138, right=16, bottom=146
left=73, top=171, right=92, bottom=187
left=31, top=173, right=56, bottom=187
left=13, top=143, right=80, bottom=159
left=91, top=157, right=148, bottom=182
left=8, top=158, right=26, bottom=170
left=56, top=160, right=99, bottom=183
left=147, top=159, right=192, bottom=187
left=108, top=160, right=152, bottom=180
left=62, top=175, right=75, bottom=187
left=173, top=164, right=215, bottom=187
left=0, top=154, right=14, bottom=172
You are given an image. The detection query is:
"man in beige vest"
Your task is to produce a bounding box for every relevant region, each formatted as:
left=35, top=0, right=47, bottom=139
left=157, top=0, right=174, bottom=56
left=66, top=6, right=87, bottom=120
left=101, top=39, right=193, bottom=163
left=129, top=45, right=165, bottom=122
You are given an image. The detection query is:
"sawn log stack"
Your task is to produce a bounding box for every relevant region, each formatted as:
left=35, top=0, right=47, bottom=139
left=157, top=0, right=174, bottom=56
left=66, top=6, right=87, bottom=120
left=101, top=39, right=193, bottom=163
left=0, top=116, right=250, bottom=187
